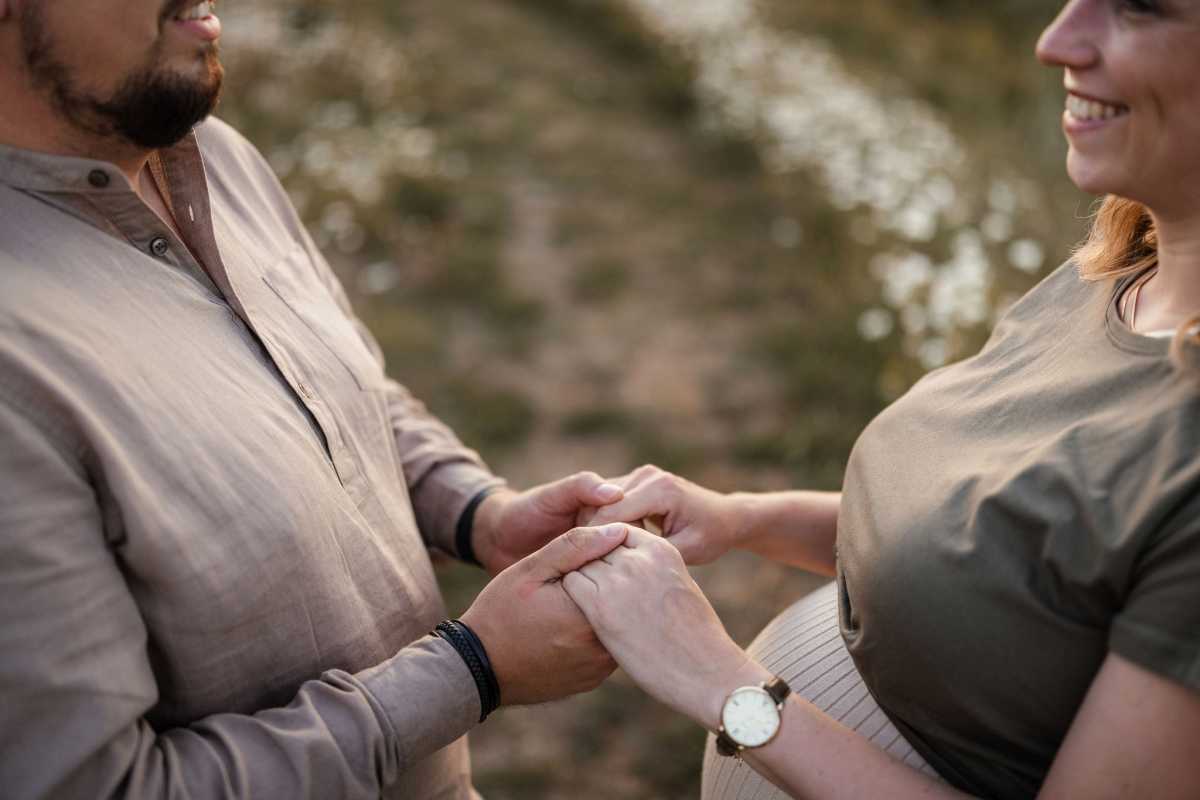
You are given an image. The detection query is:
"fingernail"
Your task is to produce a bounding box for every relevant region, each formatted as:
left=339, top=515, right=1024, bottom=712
left=601, top=523, right=625, bottom=538
left=596, top=483, right=622, bottom=501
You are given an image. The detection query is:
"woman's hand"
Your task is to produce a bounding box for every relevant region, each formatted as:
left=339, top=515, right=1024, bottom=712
left=582, top=466, right=842, bottom=575
left=577, top=465, right=746, bottom=565
left=562, top=524, right=757, bottom=729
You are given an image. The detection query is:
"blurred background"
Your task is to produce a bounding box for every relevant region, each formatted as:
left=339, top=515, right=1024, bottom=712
left=217, top=1, right=1089, bottom=796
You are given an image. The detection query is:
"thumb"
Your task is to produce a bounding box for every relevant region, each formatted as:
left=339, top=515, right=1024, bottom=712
left=529, top=524, right=628, bottom=580
left=537, top=472, right=624, bottom=514
left=562, top=571, right=600, bottom=617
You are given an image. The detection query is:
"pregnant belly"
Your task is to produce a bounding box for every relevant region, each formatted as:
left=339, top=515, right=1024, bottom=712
left=701, top=581, right=940, bottom=799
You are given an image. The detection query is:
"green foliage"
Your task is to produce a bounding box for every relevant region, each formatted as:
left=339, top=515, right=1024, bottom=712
left=748, top=315, right=892, bottom=488
left=571, top=257, right=632, bottom=304
left=762, top=0, right=1064, bottom=151
left=390, top=178, right=455, bottom=225
left=627, top=423, right=705, bottom=476
left=511, top=0, right=698, bottom=120
left=432, top=379, right=538, bottom=453
left=560, top=405, right=636, bottom=437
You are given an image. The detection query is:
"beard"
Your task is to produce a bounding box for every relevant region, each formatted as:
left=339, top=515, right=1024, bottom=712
left=20, top=4, right=224, bottom=150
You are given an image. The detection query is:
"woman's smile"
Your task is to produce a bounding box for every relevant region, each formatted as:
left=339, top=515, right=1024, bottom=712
left=1062, top=88, right=1131, bottom=137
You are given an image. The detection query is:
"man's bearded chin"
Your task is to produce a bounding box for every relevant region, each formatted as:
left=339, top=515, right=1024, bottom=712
left=21, top=9, right=224, bottom=151
left=95, top=56, right=224, bottom=149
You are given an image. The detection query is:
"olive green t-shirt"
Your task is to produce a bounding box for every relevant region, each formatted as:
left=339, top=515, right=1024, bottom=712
left=837, top=262, right=1200, bottom=798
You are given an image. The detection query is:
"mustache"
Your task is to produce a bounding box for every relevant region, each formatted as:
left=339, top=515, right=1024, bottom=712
left=160, top=0, right=211, bottom=21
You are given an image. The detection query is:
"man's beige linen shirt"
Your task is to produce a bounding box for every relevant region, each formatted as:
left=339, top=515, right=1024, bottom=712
left=0, top=119, right=503, bottom=799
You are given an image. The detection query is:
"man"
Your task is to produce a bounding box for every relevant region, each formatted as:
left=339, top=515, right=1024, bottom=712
left=0, top=1, right=627, bottom=797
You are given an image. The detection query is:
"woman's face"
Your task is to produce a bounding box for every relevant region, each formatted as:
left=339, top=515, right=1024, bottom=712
left=1037, top=0, right=1200, bottom=217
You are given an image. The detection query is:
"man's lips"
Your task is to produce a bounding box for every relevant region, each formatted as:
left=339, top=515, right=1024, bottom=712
left=166, top=0, right=221, bottom=42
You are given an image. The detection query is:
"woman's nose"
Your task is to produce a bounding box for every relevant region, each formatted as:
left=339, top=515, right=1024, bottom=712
left=1036, top=0, right=1101, bottom=70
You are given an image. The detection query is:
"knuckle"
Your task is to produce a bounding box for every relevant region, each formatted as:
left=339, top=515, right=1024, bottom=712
left=651, top=473, right=678, bottom=492
left=649, top=539, right=680, bottom=564
left=563, top=527, right=587, bottom=551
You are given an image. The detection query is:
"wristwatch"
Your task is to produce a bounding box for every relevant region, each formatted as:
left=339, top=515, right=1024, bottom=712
left=715, top=676, right=791, bottom=757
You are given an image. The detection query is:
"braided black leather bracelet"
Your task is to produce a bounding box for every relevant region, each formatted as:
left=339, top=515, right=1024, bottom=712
left=433, top=619, right=501, bottom=721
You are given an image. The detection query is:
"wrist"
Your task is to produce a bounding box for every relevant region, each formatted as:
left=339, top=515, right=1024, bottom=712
left=687, top=644, right=771, bottom=731
left=733, top=491, right=842, bottom=568
left=469, top=488, right=515, bottom=575
left=726, top=492, right=764, bottom=552
left=432, top=619, right=501, bottom=722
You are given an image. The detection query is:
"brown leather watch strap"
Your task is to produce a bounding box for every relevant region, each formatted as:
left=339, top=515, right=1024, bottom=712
left=715, top=729, right=740, bottom=757
left=764, top=675, right=791, bottom=705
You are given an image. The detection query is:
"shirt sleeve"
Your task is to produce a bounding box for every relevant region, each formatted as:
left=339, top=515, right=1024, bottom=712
left=1108, top=499, right=1200, bottom=693
left=0, top=396, right=480, bottom=799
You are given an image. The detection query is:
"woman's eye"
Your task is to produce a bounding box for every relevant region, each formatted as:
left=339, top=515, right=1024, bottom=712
left=1118, top=0, right=1163, bottom=15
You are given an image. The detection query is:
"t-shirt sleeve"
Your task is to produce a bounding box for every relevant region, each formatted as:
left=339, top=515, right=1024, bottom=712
left=1109, top=500, right=1200, bottom=692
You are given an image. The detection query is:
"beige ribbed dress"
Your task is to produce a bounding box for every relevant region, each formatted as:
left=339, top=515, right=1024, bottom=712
left=701, top=582, right=941, bottom=798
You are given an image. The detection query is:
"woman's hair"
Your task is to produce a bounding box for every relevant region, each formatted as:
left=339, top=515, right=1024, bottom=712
left=1075, top=195, right=1200, bottom=368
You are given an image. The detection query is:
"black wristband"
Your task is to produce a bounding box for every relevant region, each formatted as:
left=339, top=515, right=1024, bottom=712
left=455, top=486, right=501, bottom=568
left=433, top=619, right=501, bottom=721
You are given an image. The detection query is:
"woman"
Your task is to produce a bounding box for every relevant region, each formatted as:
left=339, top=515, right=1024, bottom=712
left=564, top=2, right=1200, bottom=797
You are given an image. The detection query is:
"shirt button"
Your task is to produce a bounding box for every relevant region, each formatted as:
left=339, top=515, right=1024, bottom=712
left=297, top=381, right=313, bottom=399
left=149, top=237, right=170, bottom=258
left=87, top=169, right=110, bottom=188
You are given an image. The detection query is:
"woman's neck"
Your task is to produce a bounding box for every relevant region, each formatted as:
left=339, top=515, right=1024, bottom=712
left=1133, top=210, right=1200, bottom=332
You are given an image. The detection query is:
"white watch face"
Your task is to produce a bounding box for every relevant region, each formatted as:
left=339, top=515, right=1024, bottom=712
left=721, top=687, right=781, bottom=748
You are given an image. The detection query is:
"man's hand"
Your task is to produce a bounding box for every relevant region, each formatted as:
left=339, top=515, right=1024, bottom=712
left=578, top=465, right=745, bottom=565
left=471, top=473, right=624, bottom=575
left=461, top=524, right=627, bottom=706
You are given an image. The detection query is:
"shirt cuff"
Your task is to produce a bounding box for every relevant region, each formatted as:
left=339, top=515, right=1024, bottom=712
left=410, top=462, right=506, bottom=558
left=354, top=634, right=481, bottom=772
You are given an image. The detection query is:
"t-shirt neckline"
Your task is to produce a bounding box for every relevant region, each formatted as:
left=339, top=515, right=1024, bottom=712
left=1105, top=267, right=1172, bottom=356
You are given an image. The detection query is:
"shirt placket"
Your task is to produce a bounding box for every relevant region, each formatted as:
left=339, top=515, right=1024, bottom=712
left=157, top=146, right=365, bottom=500
left=74, top=148, right=361, bottom=498
left=248, top=325, right=364, bottom=499
left=99, top=188, right=222, bottom=299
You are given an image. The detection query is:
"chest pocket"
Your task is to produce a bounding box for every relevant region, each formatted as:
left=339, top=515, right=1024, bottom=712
left=261, top=245, right=386, bottom=393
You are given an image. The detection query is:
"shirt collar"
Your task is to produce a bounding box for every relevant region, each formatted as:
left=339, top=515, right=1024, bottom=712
left=0, top=129, right=200, bottom=194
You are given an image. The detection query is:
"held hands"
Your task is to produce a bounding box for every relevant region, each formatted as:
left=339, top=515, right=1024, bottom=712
left=472, top=472, right=625, bottom=575
left=461, top=524, right=626, bottom=706
left=562, top=525, right=759, bottom=730
left=578, top=465, right=745, bottom=565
